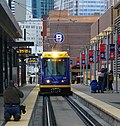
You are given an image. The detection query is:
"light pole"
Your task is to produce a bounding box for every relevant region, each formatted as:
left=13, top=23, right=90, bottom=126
left=35, top=43, right=38, bottom=84
left=85, top=46, right=88, bottom=85
left=114, top=27, right=119, bottom=93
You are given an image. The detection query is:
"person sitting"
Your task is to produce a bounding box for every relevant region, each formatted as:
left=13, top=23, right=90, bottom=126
left=3, top=80, right=24, bottom=121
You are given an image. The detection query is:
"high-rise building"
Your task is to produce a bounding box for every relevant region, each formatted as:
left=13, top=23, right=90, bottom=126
left=12, top=0, right=26, bottom=21
left=54, top=0, right=64, bottom=10
left=10, top=1, right=15, bottom=16
left=6, top=0, right=43, bottom=54
left=54, top=0, right=109, bottom=16
left=107, top=0, right=120, bottom=6
left=6, top=0, right=26, bottom=21
left=18, top=11, right=43, bottom=54
left=32, top=0, right=54, bottom=18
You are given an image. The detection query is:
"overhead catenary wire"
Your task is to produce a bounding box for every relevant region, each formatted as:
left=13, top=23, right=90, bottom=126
left=13, top=1, right=73, bottom=21
left=53, top=0, right=63, bottom=49
left=13, top=0, right=67, bottom=51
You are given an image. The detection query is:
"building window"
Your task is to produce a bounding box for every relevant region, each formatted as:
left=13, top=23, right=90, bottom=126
left=31, top=26, right=35, bottom=28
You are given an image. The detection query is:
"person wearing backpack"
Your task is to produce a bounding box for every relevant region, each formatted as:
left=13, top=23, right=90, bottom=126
left=108, top=70, right=114, bottom=91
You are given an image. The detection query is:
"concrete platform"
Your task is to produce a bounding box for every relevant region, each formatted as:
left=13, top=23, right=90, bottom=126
left=71, top=83, right=120, bottom=109
left=71, top=83, right=120, bottom=126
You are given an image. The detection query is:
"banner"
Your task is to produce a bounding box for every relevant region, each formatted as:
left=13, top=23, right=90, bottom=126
left=118, top=44, right=120, bottom=56
left=118, top=34, right=120, bottom=44
left=82, top=54, right=86, bottom=66
left=82, top=54, right=85, bottom=60
left=118, top=34, right=120, bottom=56
left=88, top=50, right=94, bottom=64
left=109, top=44, right=115, bottom=60
left=100, top=52, right=106, bottom=60
left=100, top=44, right=105, bottom=52
left=100, top=44, right=106, bottom=60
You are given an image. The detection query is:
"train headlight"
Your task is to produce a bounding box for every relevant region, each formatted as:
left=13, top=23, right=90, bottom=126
left=46, top=80, right=50, bottom=83
left=53, top=52, right=58, bottom=58
left=61, top=80, right=65, bottom=83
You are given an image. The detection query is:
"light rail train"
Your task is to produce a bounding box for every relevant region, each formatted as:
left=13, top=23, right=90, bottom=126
left=39, top=51, right=72, bottom=95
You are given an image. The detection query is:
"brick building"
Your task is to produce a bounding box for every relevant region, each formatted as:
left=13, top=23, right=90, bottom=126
left=44, top=10, right=99, bottom=65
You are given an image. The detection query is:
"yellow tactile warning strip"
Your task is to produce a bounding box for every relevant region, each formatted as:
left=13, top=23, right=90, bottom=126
left=40, top=85, right=70, bottom=88
left=72, top=88, right=120, bottom=121
left=6, top=85, right=39, bottom=126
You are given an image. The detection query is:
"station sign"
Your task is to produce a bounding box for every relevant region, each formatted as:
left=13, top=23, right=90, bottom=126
left=16, top=48, right=31, bottom=54
left=28, top=59, right=37, bottom=63
left=53, top=32, right=64, bottom=43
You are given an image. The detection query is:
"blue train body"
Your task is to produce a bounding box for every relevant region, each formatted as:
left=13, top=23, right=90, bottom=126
left=38, top=51, right=72, bottom=95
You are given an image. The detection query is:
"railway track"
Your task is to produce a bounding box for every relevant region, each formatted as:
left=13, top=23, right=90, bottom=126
left=2, top=92, right=111, bottom=126
left=31, top=95, right=102, bottom=126
left=64, top=96, right=96, bottom=126
left=43, top=96, right=57, bottom=126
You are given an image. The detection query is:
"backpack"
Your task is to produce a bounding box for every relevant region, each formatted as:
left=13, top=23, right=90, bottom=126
left=90, top=80, right=98, bottom=92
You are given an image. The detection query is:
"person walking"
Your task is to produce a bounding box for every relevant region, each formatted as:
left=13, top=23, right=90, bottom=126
left=108, top=70, right=114, bottom=92
left=3, top=80, right=24, bottom=121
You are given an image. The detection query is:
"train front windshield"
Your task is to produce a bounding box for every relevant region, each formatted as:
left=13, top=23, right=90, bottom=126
left=44, top=58, right=67, bottom=76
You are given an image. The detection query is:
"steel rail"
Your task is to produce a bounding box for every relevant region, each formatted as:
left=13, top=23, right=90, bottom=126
left=46, top=97, right=51, bottom=126
left=43, top=96, right=57, bottom=126
left=64, top=96, right=96, bottom=126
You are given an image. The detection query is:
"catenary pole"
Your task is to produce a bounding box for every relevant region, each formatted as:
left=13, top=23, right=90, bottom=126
left=94, top=42, right=97, bottom=80
left=80, top=51, right=82, bottom=83
left=106, top=32, right=109, bottom=91
left=86, top=46, right=88, bottom=85
left=115, top=28, right=119, bottom=93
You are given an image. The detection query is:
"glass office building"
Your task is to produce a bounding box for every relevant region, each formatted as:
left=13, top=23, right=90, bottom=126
left=32, top=0, right=54, bottom=18
left=54, top=0, right=109, bottom=16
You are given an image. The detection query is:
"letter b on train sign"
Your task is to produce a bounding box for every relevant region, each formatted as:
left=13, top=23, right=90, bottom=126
left=54, top=32, right=64, bottom=43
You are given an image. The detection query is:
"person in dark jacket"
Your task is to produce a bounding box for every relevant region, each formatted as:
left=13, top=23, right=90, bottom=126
left=98, top=68, right=105, bottom=93
left=108, top=70, right=114, bottom=91
left=3, top=80, right=24, bottom=121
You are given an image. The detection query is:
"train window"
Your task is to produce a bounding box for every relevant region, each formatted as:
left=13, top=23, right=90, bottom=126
left=44, top=58, right=67, bottom=76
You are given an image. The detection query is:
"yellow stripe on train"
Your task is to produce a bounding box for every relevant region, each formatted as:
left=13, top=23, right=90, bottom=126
left=40, top=85, right=70, bottom=88
left=42, top=51, right=69, bottom=58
